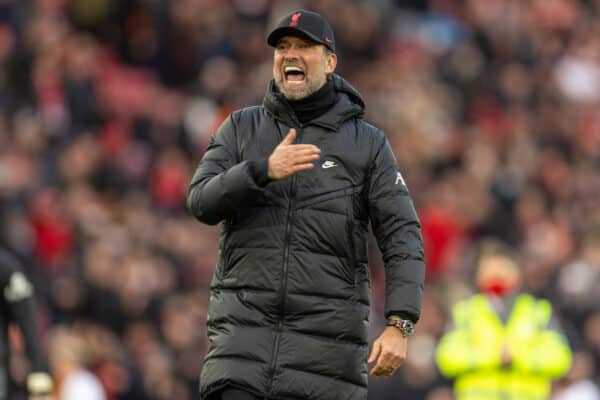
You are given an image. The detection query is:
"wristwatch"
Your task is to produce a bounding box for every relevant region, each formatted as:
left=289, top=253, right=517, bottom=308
left=386, top=318, right=415, bottom=337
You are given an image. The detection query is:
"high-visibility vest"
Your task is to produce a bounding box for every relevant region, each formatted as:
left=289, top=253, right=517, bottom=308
left=436, top=294, right=572, bottom=400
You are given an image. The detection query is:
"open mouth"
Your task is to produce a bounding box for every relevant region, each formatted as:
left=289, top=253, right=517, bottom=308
left=284, top=66, right=306, bottom=83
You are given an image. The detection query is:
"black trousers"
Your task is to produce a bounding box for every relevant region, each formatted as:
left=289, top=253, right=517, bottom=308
left=215, top=388, right=262, bottom=400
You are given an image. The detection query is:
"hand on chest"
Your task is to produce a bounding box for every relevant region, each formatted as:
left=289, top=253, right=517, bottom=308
left=246, top=126, right=368, bottom=198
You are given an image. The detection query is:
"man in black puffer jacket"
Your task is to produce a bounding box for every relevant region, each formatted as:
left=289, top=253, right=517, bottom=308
left=187, top=9, right=425, bottom=400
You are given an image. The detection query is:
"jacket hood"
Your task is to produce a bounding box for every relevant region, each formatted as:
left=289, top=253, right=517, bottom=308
left=263, top=73, right=365, bottom=130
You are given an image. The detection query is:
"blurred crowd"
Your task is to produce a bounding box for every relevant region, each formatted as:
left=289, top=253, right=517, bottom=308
left=0, top=0, right=600, bottom=399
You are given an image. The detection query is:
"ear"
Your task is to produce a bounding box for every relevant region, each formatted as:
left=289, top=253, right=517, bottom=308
left=324, top=52, right=337, bottom=74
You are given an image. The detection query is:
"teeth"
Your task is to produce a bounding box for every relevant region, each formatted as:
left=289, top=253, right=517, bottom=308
left=284, top=66, right=304, bottom=73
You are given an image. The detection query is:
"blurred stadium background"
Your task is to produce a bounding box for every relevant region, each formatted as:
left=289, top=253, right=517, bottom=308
left=0, top=0, right=599, bottom=399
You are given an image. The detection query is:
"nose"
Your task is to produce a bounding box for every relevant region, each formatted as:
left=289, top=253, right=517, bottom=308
left=283, top=46, right=301, bottom=60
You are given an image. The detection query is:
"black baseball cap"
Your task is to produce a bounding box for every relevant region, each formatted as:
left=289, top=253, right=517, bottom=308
left=267, top=10, right=336, bottom=53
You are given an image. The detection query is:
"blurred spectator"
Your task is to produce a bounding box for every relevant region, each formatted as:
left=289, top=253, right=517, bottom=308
left=47, top=326, right=106, bottom=400
left=436, top=239, right=572, bottom=399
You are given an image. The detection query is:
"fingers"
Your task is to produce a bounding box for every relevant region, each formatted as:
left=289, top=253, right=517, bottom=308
left=368, top=342, right=406, bottom=378
left=285, top=148, right=321, bottom=161
left=290, top=144, right=321, bottom=153
left=370, top=353, right=401, bottom=377
left=281, top=128, right=297, bottom=145
left=290, top=152, right=321, bottom=164
left=268, top=134, right=321, bottom=180
left=291, top=163, right=316, bottom=174
left=279, top=130, right=319, bottom=154
left=273, top=162, right=315, bottom=179
left=370, top=351, right=392, bottom=376
left=368, top=340, right=381, bottom=363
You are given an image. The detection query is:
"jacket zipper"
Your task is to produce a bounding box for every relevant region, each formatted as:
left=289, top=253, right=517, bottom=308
left=346, top=194, right=358, bottom=288
left=267, top=127, right=300, bottom=394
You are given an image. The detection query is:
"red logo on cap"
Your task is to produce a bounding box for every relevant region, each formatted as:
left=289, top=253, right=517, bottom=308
left=289, top=12, right=302, bottom=27
left=325, top=37, right=333, bottom=44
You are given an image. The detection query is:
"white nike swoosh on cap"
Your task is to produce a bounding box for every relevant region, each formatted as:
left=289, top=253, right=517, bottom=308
left=322, top=161, right=338, bottom=168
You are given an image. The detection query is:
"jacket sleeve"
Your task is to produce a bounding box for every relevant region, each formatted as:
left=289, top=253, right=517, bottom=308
left=187, top=113, right=270, bottom=225
left=367, top=134, right=425, bottom=322
left=0, top=251, right=47, bottom=373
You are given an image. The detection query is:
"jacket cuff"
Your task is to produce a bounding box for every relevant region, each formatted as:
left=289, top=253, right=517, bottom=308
left=248, top=158, right=272, bottom=187
left=386, top=311, right=417, bottom=323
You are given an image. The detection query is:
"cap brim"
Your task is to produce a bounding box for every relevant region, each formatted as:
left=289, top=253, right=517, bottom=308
left=267, top=27, right=326, bottom=48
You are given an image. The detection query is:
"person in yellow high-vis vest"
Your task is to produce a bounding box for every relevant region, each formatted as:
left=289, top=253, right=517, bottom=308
left=436, top=240, right=572, bottom=400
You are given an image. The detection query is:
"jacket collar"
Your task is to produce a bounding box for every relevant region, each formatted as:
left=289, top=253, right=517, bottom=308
left=262, top=74, right=365, bottom=130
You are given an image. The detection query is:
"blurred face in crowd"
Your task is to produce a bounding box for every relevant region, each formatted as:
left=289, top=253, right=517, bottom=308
left=273, top=35, right=337, bottom=100
left=476, top=254, right=521, bottom=297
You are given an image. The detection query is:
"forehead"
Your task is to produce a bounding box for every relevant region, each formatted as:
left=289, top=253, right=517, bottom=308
left=478, top=255, right=518, bottom=274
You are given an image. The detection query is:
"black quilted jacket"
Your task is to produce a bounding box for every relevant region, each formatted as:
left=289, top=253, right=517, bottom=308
left=187, top=74, right=425, bottom=400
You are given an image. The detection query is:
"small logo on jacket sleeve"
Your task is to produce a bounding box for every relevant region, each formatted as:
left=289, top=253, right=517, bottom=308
left=4, top=272, right=33, bottom=302
left=395, top=172, right=406, bottom=185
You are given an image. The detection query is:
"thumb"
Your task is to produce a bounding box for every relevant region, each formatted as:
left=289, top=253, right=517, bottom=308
left=368, top=340, right=382, bottom=364
left=281, top=128, right=296, bottom=145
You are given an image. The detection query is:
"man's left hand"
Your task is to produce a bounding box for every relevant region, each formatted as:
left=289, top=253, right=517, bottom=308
left=368, top=326, right=408, bottom=377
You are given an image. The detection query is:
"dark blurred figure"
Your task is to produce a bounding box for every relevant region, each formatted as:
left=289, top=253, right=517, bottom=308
left=0, top=246, right=53, bottom=399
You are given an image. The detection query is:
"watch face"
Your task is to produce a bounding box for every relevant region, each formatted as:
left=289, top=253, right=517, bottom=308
left=387, top=318, right=415, bottom=336
left=401, top=320, right=415, bottom=336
